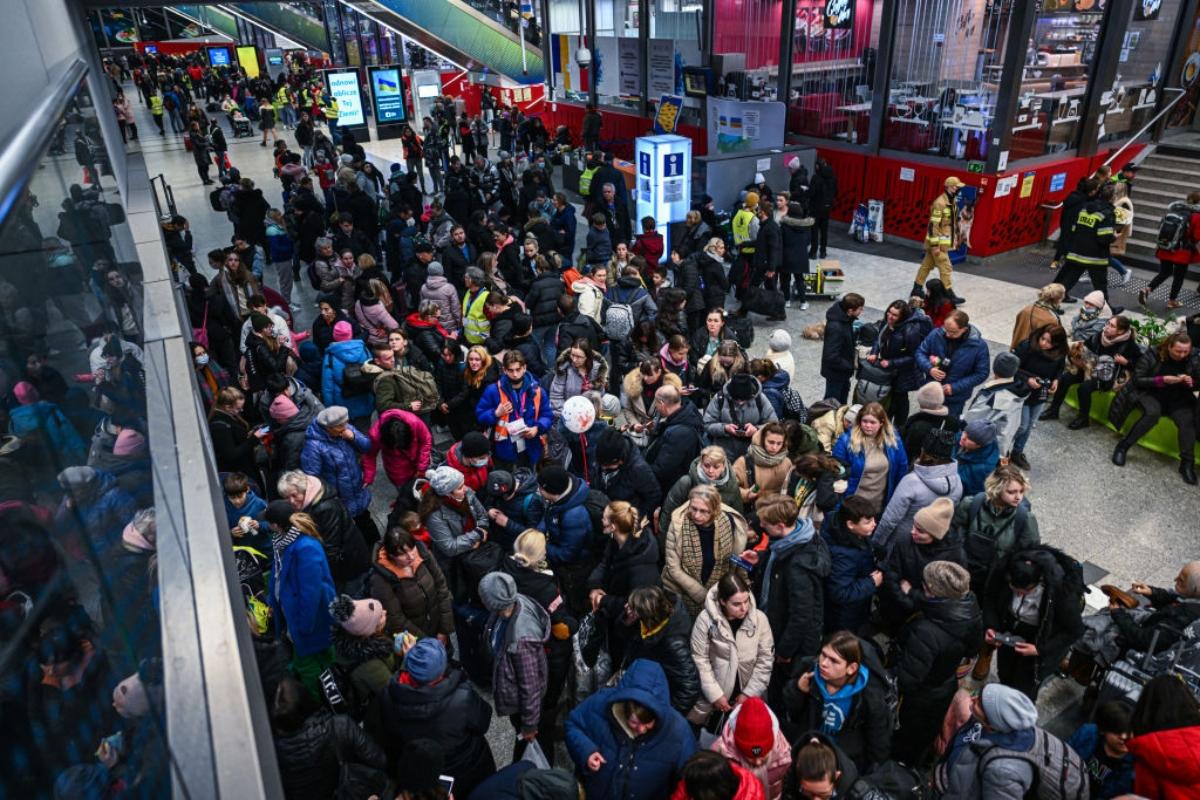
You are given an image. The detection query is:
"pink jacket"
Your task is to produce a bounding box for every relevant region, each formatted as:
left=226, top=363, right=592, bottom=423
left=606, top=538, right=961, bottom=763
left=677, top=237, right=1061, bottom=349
left=355, top=299, right=399, bottom=347
left=712, top=702, right=792, bottom=799
left=362, top=409, right=432, bottom=488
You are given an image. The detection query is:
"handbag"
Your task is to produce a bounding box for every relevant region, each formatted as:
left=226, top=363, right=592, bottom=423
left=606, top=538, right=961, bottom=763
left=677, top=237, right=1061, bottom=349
left=855, top=359, right=895, bottom=403
left=192, top=301, right=209, bottom=349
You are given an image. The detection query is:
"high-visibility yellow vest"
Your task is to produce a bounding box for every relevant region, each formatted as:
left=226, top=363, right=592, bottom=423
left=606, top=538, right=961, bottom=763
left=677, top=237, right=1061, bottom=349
left=149, top=96, right=163, bottom=115
left=463, top=288, right=490, bottom=345
left=578, top=166, right=599, bottom=196
left=324, top=98, right=340, bottom=120
left=732, top=208, right=756, bottom=251
left=274, top=86, right=289, bottom=110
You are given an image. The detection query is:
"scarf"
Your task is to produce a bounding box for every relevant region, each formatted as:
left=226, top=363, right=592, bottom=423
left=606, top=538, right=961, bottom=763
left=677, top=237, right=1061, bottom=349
left=377, top=546, right=423, bottom=580
left=747, top=442, right=788, bottom=469
left=678, top=510, right=734, bottom=595
left=640, top=616, right=670, bottom=640
left=760, top=520, right=815, bottom=610
left=440, top=494, right=477, bottom=533
left=271, top=527, right=301, bottom=602
left=303, top=475, right=323, bottom=509
left=815, top=666, right=869, bottom=736
left=122, top=521, right=154, bottom=553
left=697, top=462, right=733, bottom=488
left=1100, top=327, right=1132, bottom=349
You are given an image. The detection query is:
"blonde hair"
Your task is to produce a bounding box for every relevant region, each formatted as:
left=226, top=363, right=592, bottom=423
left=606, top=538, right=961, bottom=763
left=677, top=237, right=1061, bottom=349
left=1038, top=283, right=1066, bottom=304
left=464, top=346, right=493, bottom=388
left=984, top=464, right=1031, bottom=505
left=513, top=529, right=548, bottom=569
left=290, top=512, right=322, bottom=541
left=605, top=500, right=641, bottom=538
left=700, top=446, right=728, bottom=468
left=848, top=401, right=897, bottom=452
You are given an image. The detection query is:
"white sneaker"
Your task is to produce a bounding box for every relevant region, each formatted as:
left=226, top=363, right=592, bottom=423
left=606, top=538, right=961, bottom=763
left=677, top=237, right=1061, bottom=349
left=800, top=301, right=809, bottom=310
left=786, top=301, right=794, bottom=309
left=1079, top=274, right=1091, bottom=283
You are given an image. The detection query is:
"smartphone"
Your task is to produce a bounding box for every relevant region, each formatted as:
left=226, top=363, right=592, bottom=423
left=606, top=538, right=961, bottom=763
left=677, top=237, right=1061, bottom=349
left=439, top=775, right=455, bottom=793
left=994, top=633, right=1026, bottom=648
left=729, top=553, right=755, bottom=572
left=256, top=425, right=271, bottom=436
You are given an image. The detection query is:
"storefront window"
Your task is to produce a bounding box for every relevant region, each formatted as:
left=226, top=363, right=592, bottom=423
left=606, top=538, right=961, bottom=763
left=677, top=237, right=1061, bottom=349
left=341, top=6, right=362, bottom=67
left=1164, top=1, right=1200, bottom=133
left=1095, top=1, right=1183, bottom=145
left=786, top=0, right=882, bottom=143
left=883, top=0, right=1014, bottom=161
left=1008, top=5, right=1104, bottom=159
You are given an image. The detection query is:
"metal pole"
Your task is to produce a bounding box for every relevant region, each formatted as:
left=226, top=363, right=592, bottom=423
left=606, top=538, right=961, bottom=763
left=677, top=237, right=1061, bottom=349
left=540, top=0, right=554, bottom=92
left=1077, top=0, right=1134, bottom=157
left=638, top=0, right=649, bottom=116
left=984, top=0, right=1038, bottom=173
left=866, top=0, right=900, bottom=151
left=777, top=0, right=797, bottom=105
left=586, top=0, right=598, bottom=106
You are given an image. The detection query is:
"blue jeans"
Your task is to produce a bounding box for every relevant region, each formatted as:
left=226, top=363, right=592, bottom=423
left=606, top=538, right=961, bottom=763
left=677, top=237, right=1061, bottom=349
left=1012, top=400, right=1045, bottom=455
left=1109, top=255, right=1128, bottom=277
left=533, top=326, right=557, bottom=371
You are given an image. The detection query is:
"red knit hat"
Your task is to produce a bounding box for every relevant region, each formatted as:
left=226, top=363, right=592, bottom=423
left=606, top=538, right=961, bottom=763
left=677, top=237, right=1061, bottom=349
left=733, top=698, right=774, bottom=759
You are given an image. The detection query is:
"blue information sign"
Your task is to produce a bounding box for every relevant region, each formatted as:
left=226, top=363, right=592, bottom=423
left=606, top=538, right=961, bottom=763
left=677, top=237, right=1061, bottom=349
left=639, top=152, right=651, bottom=176
left=370, top=67, right=406, bottom=125
left=663, top=153, right=683, bottom=177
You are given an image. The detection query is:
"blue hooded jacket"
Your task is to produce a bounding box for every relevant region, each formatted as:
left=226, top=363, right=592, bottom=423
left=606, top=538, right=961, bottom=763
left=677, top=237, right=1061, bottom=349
left=538, top=476, right=595, bottom=565
left=321, top=339, right=374, bottom=421
left=268, top=533, right=336, bottom=656
left=476, top=373, right=554, bottom=465
left=565, top=659, right=697, bottom=800
left=300, top=418, right=372, bottom=517
left=916, top=325, right=991, bottom=411
left=955, top=439, right=1000, bottom=496
left=831, top=431, right=908, bottom=505
left=759, top=369, right=793, bottom=419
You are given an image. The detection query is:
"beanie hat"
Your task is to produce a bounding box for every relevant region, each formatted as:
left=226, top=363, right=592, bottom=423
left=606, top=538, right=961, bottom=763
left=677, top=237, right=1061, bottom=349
left=981, top=683, right=1038, bottom=733
left=112, top=428, right=146, bottom=457
left=513, top=529, right=547, bottom=568
left=845, top=404, right=863, bottom=426
left=13, top=381, right=38, bottom=405
left=754, top=172, right=766, bottom=185
left=394, top=739, right=443, bottom=793
left=744, top=191, right=760, bottom=209
left=264, top=499, right=295, bottom=530
left=329, top=593, right=387, bottom=637
left=1083, top=290, right=1106, bottom=309
left=733, top=698, right=775, bottom=759
left=487, top=470, right=515, bottom=496
left=993, top=351, right=1020, bottom=380
left=915, top=381, right=948, bottom=415
left=390, top=162, right=403, bottom=173
left=596, top=431, right=626, bottom=465
left=112, top=671, right=150, bottom=718
left=728, top=373, right=759, bottom=402
left=600, top=393, right=621, bottom=418
left=269, top=394, right=300, bottom=422
left=538, top=465, right=571, bottom=496
left=787, top=156, right=801, bottom=170
left=316, top=405, right=349, bottom=427
left=921, top=428, right=956, bottom=461
left=922, top=559, right=970, bottom=599
left=58, top=465, right=96, bottom=491
left=767, top=329, right=792, bottom=353
left=964, top=418, right=998, bottom=447
left=914, top=497, right=955, bottom=541
left=425, top=465, right=465, bottom=496
left=461, top=431, right=490, bottom=458
left=478, top=571, right=518, bottom=612
left=403, top=638, right=448, bottom=684
left=427, top=261, right=445, bottom=277
left=332, top=320, right=353, bottom=342
left=251, top=312, right=274, bottom=332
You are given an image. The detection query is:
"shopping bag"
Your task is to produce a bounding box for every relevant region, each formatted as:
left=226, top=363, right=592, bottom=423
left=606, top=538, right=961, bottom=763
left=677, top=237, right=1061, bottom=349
left=521, top=739, right=551, bottom=770
left=82, top=166, right=93, bottom=185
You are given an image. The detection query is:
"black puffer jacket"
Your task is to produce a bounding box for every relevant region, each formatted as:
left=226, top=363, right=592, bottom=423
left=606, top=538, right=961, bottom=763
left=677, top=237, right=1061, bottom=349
left=271, top=402, right=319, bottom=475
left=820, top=301, right=856, bottom=379
left=366, top=667, right=493, bottom=776
left=645, top=402, right=707, bottom=491
left=305, top=480, right=371, bottom=585
left=698, top=251, right=730, bottom=311
left=245, top=335, right=293, bottom=394
left=525, top=273, right=566, bottom=328
left=763, top=529, right=831, bottom=662
left=878, top=528, right=967, bottom=625
left=588, top=527, right=661, bottom=603
left=366, top=541, right=455, bottom=637
left=894, top=593, right=983, bottom=699
left=594, top=434, right=663, bottom=519
left=619, top=596, right=701, bottom=714
left=403, top=315, right=451, bottom=368
left=274, top=709, right=386, bottom=800
left=498, top=555, right=578, bottom=639
left=872, top=312, right=932, bottom=393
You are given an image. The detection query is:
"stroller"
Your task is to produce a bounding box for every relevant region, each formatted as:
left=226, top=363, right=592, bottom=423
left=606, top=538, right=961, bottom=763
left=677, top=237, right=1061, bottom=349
left=229, top=112, right=253, bottom=138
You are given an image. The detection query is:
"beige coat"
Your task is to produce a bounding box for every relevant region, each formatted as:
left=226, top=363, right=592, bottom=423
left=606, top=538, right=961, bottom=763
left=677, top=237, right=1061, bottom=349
left=662, top=503, right=749, bottom=615
left=1010, top=301, right=1060, bottom=350
left=689, top=583, right=774, bottom=721
left=732, top=428, right=793, bottom=510
left=811, top=405, right=849, bottom=454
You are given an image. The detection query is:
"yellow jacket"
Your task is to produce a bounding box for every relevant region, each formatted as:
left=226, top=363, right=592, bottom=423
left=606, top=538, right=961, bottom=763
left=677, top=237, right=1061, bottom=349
left=732, top=208, right=757, bottom=251
left=462, top=288, right=490, bottom=345
left=926, top=192, right=956, bottom=248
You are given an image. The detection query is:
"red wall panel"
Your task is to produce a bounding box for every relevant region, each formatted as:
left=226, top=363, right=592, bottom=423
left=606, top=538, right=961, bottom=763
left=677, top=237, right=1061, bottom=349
left=535, top=102, right=707, bottom=158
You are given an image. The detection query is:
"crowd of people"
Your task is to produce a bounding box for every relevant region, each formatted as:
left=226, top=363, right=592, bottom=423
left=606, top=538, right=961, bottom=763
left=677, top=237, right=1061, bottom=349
left=5, top=47, right=1200, bottom=800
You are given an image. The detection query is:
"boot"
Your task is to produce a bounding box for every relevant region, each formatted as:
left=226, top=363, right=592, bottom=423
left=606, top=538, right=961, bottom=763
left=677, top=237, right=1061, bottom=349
left=1112, top=441, right=1130, bottom=467
left=1182, top=459, right=1198, bottom=486
left=910, top=282, right=925, bottom=299
left=1039, top=406, right=1061, bottom=421
left=1010, top=451, right=1031, bottom=470
left=1067, top=416, right=1090, bottom=430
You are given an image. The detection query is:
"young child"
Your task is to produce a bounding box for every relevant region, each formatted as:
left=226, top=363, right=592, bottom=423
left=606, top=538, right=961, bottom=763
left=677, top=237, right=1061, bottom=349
left=585, top=212, right=612, bottom=267
left=1066, top=701, right=1134, bottom=799
left=631, top=216, right=664, bottom=268
left=223, top=471, right=269, bottom=552
left=394, top=510, right=431, bottom=547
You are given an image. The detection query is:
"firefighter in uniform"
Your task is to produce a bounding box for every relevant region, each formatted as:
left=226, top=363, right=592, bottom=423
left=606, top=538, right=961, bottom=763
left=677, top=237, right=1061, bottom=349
left=730, top=191, right=761, bottom=298
left=1053, top=181, right=1116, bottom=301
left=914, top=176, right=966, bottom=303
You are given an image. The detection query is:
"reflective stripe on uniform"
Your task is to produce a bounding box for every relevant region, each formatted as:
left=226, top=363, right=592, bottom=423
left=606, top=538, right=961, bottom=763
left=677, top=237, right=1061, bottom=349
left=463, top=288, right=490, bottom=344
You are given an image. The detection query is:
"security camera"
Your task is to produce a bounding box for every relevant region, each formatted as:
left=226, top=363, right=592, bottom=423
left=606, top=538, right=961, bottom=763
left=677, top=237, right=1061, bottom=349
left=576, top=47, right=592, bottom=68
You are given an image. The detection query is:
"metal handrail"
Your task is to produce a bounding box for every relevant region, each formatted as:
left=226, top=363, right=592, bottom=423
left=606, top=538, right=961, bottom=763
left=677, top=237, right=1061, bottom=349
left=0, top=59, right=88, bottom=223
left=1100, top=87, right=1187, bottom=171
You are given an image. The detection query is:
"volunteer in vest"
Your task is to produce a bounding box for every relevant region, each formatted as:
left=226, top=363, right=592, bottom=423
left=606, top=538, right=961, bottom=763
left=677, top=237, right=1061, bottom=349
left=953, top=464, right=1040, bottom=593
left=274, top=83, right=293, bottom=130
left=324, top=95, right=340, bottom=144
left=578, top=156, right=600, bottom=199
left=461, top=266, right=491, bottom=347
left=476, top=350, right=554, bottom=470
left=149, top=90, right=165, bottom=135
left=1139, top=190, right=1200, bottom=311
left=1053, top=181, right=1117, bottom=303
left=914, top=177, right=966, bottom=304
left=731, top=192, right=761, bottom=297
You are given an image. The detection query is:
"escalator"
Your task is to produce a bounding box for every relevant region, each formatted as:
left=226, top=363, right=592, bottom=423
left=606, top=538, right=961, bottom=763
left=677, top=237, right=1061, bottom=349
left=340, top=0, right=543, bottom=84
left=173, top=4, right=241, bottom=39
left=222, top=3, right=332, bottom=52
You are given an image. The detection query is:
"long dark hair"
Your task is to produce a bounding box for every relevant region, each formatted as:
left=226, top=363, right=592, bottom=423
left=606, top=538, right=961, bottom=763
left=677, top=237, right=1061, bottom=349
left=1029, top=322, right=1068, bottom=359
left=1130, top=674, right=1200, bottom=736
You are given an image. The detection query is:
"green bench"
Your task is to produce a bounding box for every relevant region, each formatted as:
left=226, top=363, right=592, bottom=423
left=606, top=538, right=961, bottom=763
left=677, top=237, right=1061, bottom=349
left=1065, top=384, right=1200, bottom=465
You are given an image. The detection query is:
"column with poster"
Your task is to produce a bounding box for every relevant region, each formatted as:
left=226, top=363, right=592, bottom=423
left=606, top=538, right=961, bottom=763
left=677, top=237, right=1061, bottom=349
left=635, top=135, right=692, bottom=263
left=324, top=68, right=370, bottom=140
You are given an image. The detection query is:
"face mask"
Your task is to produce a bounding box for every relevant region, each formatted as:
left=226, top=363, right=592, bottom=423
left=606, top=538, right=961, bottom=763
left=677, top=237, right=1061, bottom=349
left=467, top=457, right=489, bottom=467
left=194, top=354, right=209, bottom=367
left=406, top=218, right=416, bottom=228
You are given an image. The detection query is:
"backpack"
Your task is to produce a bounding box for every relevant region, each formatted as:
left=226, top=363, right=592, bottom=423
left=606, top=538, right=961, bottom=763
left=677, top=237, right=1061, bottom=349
left=960, top=493, right=1031, bottom=580
left=726, top=315, right=755, bottom=349
left=306, top=260, right=322, bottom=291
left=849, top=761, right=928, bottom=800
left=855, top=360, right=895, bottom=404
left=209, top=187, right=225, bottom=213
left=780, top=387, right=809, bottom=422
left=1155, top=202, right=1197, bottom=252
left=972, top=728, right=1087, bottom=800
left=602, top=295, right=635, bottom=341
left=329, top=355, right=374, bottom=397
left=962, top=384, right=1016, bottom=431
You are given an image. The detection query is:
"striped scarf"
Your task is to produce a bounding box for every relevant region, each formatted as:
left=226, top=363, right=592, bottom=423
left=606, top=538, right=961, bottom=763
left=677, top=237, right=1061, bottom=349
left=271, top=527, right=301, bottom=602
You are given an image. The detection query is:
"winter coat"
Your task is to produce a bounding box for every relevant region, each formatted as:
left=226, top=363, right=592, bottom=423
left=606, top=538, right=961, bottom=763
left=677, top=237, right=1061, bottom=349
left=588, top=528, right=661, bottom=601
left=403, top=313, right=453, bottom=367
left=1108, top=347, right=1200, bottom=429
left=536, top=475, right=596, bottom=565
left=690, top=583, right=774, bottom=718
left=245, top=334, right=294, bottom=394
left=313, top=257, right=360, bottom=311
left=757, top=370, right=793, bottom=421
left=900, top=411, right=963, bottom=466
left=1010, top=301, right=1061, bottom=351
left=566, top=659, right=697, bottom=800
left=1110, top=585, right=1200, bottom=655
left=486, top=594, right=550, bottom=731
left=353, top=298, right=399, bottom=348
left=810, top=403, right=849, bottom=454
left=476, top=373, right=554, bottom=465
left=954, top=494, right=1041, bottom=589
left=619, top=596, right=702, bottom=714
left=779, top=215, right=812, bottom=277
left=661, top=456, right=745, bottom=523
left=893, top=593, right=984, bottom=738
left=363, top=408, right=432, bottom=488
left=762, top=523, right=830, bottom=661
left=373, top=364, right=440, bottom=416
left=312, top=309, right=357, bottom=354
left=265, top=222, right=294, bottom=263
left=367, top=667, right=493, bottom=778
left=526, top=273, right=567, bottom=330
left=8, top=401, right=86, bottom=466
left=297, top=481, right=370, bottom=586
left=321, top=338, right=374, bottom=422
left=698, top=251, right=731, bottom=311
left=594, top=435, right=663, bottom=519
left=632, top=231, right=664, bottom=265
left=871, top=313, right=933, bottom=392
left=1013, top=338, right=1066, bottom=407
left=609, top=276, right=658, bottom=324
left=754, top=215, right=783, bottom=274
left=780, top=732, right=859, bottom=800
left=646, top=402, right=708, bottom=490
left=956, top=440, right=1000, bottom=497
left=663, top=502, right=750, bottom=615
left=873, top=461, right=963, bottom=556
left=1127, top=725, right=1200, bottom=800
left=271, top=401, right=320, bottom=476
left=549, top=350, right=611, bottom=413
left=208, top=409, right=261, bottom=478
left=962, top=378, right=1026, bottom=456
left=678, top=221, right=712, bottom=259
left=424, top=489, right=488, bottom=579
left=916, top=325, right=991, bottom=412
left=365, top=540, right=454, bottom=637
left=821, top=302, right=857, bottom=379
left=822, top=510, right=880, bottom=633
left=273, top=708, right=385, bottom=800
left=619, top=368, right=683, bottom=434
left=879, top=527, right=967, bottom=624
left=733, top=428, right=793, bottom=509
left=704, top=383, right=779, bottom=460
left=809, top=164, right=838, bottom=216
left=1066, top=723, right=1134, bottom=799
left=712, top=703, right=792, bottom=800
left=269, top=532, right=337, bottom=656
left=831, top=432, right=909, bottom=507
left=300, top=418, right=373, bottom=518
left=672, top=762, right=767, bottom=800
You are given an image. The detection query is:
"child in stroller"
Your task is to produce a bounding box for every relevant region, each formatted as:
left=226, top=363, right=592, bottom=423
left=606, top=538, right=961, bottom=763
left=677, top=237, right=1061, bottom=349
left=230, top=109, right=253, bottom=138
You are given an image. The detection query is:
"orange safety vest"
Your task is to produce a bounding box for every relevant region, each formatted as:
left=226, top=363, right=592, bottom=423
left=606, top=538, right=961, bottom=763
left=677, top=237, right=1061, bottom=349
left=494, top=381, right=543, bottom=442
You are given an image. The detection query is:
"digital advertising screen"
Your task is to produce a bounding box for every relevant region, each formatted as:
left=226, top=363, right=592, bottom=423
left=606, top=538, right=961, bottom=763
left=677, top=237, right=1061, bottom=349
left=237, top=45, right=261, bottom=78
left=143, top=45, right=158, bottom=54
left=208, top=47, right=232, bottom=67
left=325, top=70, right=367, bottom=127
left=369, top=67, right=407, bottom=125
left=417, top=83, right=440, bottom=99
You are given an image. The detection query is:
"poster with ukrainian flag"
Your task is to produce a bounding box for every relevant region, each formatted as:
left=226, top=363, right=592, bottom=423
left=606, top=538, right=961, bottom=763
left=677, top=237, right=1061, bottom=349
left=654, top=95, right=684, bottom=134
left=550, top=35, right=587, bottom=98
